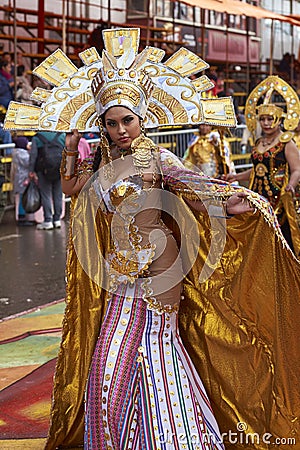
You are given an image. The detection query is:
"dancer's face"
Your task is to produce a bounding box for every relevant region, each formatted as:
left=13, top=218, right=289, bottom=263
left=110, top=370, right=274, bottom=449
left=104, top=107, right=141, bottom=150
left=199, top=124, right=212, bottom=135
left=259, top=114, right=279, bottom=133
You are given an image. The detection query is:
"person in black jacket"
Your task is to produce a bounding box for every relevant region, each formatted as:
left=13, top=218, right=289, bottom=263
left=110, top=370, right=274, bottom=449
left=29, top=131, right=66, bottom=230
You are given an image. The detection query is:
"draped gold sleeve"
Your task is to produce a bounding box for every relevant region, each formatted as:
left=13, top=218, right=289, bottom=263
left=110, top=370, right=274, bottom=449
left=160, top=148, right=300, bottom=448
left=178, top=211, right=300, bottom=448
left=281, top=191, right=300, bottom=257
left=45, top=188, right=111, bottom=450
left=45, top=148, right=300, bottom=449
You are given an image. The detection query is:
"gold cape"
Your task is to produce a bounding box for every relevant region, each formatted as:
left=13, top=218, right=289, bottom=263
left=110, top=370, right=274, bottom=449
left=45, top=150, right=300, bottom=450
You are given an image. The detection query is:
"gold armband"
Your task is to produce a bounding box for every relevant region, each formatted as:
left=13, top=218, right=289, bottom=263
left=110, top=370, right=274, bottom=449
left=60, top=147, right=79, bottom=180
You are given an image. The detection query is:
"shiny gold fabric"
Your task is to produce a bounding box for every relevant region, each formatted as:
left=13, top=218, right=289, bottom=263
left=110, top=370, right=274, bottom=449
left=184, top=132, right=234, bottom=178
left=44, top=194, right=111, bottom=450
left=281, top=191, right=300, bottom=257
left=178, top=209, right=300, bottom=449
left=45, top=159, right=300, bottom=450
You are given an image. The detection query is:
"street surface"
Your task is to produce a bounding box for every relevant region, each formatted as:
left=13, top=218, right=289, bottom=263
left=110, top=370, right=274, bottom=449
left=0, top=207, right=68, bottom=319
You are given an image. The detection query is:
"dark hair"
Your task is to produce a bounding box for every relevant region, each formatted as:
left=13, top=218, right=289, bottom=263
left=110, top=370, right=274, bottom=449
left=17, top=64, right=25, bottom=76
left=13, top=136, right=29, bottom=149
left=0, top=60, right=10, bottom=70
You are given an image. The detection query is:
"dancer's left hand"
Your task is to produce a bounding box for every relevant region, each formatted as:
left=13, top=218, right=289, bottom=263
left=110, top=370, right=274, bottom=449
left=226, top=192, right=254, bottom=215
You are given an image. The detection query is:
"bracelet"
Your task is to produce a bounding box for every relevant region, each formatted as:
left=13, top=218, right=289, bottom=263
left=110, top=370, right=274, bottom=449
left=208, top=202, right=234, bottom=219
left=224, top=201, right=234, bottom=219
left=64, top=147, right=79, bottom=156
left=60, top=147, right=79, bottom=180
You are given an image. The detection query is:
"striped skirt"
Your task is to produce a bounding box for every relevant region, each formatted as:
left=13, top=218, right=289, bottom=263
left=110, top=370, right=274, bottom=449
left=85, top=282, right=224, bottom=450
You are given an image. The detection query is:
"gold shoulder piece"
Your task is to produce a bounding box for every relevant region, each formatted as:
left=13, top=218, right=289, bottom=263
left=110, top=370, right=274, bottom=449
left=192, top=75, right=215, bottom=93
left=31, top=87, right=51, bottom=104
left=32, top=49, right=78, bottom=87
left=79, top=47, right=101, bottom=66
left=4, top=102, right=41, bottom=130
left=164, top=48, right=209, bottom=77
left=280, top=131, right=294, bottom=143
left=201, top=97, right=236, bottom=128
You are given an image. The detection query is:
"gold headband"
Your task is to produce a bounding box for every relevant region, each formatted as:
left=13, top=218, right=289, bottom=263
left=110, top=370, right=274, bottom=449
left=257, top=104, right=284, bottom=128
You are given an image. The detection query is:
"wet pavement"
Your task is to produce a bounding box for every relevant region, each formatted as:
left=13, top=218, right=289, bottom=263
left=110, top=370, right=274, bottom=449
left=0, top=206, right=69, bottom=319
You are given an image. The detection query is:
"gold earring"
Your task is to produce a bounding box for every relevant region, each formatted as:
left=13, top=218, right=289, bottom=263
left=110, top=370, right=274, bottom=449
left=131, top=120, right=156, bottom=173
left=98, top=117, right=114, bottom=179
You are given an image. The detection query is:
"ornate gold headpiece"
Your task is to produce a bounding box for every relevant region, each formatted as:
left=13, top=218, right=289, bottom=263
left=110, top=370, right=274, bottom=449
left=245, top=75, right=300, bottom=134
left=91, top=29, right=154, bottom=118
left=4, top=27, right=237, bottom=132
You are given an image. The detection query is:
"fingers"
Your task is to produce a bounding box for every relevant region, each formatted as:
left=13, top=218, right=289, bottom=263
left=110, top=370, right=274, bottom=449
left=66, top=129, right=81, bottom=138
left=66, top=129, right=82, bottom=147
left=71, top=128, right=81, bottom=138
left=285, top=184, right=295, bottom=195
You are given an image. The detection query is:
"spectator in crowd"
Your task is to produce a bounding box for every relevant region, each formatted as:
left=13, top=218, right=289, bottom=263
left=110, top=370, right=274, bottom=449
left=29, top=131, right=66, bottom=230
left=0, top=105, right=13, bottom=156
left=0, top=60, right=14, bottom=108
left=278, top=52, right=297, bottom=85
left=16, top=65, right=34, bottom=104
left=4, top=28, right=300, bottom=449
left=78, top=136, right=92, bottom=162
left=11, top=135, right=36, bottom=226
left=216, top=71, right=226, bottom=97
left=161, top=22, right=182, bottom=53
left=278, top=52, right=291, bottom=77
left=1, top=52, right=14, bottom=74
left=86, top=23, right=106, bottom=54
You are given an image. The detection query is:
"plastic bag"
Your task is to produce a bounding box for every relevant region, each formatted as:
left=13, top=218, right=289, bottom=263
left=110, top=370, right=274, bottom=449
left=22, top=180, right=41, bottom=213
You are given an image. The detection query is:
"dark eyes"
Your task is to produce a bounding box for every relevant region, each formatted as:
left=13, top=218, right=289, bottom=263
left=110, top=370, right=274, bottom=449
left=106, top=121, right=116, bottom=127
left=259, top=116, right=273, bottom=121
left=106, top=116, right=134, bottom=127
left=124, top=116, right=134, bottom=124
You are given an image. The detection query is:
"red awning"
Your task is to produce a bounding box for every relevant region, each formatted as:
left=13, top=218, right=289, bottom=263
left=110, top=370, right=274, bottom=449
left=174, top=0, right=300, bottom=26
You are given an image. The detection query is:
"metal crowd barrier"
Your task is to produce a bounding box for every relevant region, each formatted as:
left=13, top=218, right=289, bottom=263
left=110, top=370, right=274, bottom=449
left=0, top=125, right=252, bottom=220
left=87, top=124, right=252, bottom=171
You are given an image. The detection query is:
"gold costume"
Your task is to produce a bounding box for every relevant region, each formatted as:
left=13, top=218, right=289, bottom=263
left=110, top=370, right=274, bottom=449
left=3, top=29, right=300, bottom=450
left=184, top=131, right=235, bottom=177
left=245, top=76, right=300, bottom=256
left=290, top=131, right=300, bottom=233
left=248, top=134, right=300, bottom=255
left=45, top=151, right=300, bottom=450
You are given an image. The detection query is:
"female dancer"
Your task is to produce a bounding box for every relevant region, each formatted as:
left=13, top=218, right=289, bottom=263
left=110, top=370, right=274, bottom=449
left=3, top=29, right=300, bottom=450
left=225, top=76, right=300, bottom=255
left=62, top=103, right=252, bottom=449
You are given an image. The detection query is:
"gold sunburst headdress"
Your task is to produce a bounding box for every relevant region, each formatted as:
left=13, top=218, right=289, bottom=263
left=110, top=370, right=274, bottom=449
left=245, top=75, right=300, bottom=136
left=4, top=27, right=237, bottom=132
